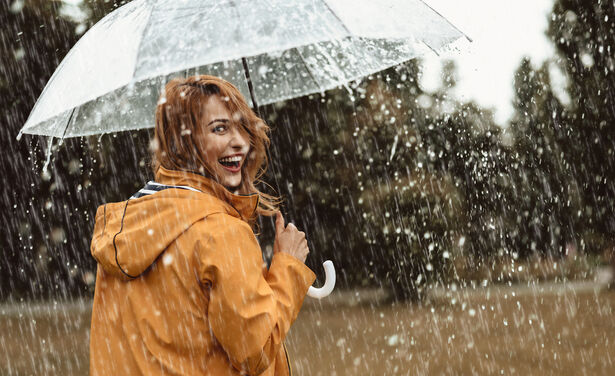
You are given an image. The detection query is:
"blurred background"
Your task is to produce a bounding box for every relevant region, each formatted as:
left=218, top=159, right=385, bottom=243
left=1, top=0, right=614, bottom=374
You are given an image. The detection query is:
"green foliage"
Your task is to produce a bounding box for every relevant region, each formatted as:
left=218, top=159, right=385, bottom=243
left=4, top=0, right=615, bottom=301
left=0, top=0, right=151, bottom=300
left=505, top=0, right=615, bottom=258
left=507, top=58, right=578, bottom=257
left=549, top=0, right=615, bottom=243
left=261, top=61, right=509, bottom=299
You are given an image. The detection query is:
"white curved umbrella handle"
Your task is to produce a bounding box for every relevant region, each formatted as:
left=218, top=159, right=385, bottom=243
left=307, top=260, right=336, bottom=299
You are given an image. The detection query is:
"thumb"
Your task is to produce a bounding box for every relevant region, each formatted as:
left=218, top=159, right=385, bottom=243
left=275, top=211, right=285, bottom=234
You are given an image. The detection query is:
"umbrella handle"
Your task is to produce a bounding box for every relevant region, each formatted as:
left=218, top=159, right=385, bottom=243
left=307, top=260, right=336, bottom=299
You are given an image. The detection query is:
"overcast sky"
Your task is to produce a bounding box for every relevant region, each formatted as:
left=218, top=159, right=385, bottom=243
left=421, top=0, right=556, bottom=125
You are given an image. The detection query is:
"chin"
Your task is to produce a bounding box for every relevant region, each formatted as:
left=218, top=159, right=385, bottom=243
left=223, top=179, right=242, bottom=191
left=218, top=168, right=243, bottom=192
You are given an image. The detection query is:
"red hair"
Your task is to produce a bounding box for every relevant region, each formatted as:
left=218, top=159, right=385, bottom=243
left=152, top=75, right=280, bottom=217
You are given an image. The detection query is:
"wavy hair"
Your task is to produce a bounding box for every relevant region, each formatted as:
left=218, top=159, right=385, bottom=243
left=152, top=74, right=280, bottom=218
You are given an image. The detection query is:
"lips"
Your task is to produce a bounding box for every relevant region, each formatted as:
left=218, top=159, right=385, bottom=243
left=220, top=163, right=241, bottom=173
left=218, top=154, right=243, bottom=173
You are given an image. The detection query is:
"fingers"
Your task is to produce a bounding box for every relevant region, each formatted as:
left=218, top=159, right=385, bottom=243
left=274, top=212, right=311, bottom=263
left=301, top=242, right=310, bottom=262
left=300, top=237, right=309, bottom=251
left=275, top=211, right=285, bottom=234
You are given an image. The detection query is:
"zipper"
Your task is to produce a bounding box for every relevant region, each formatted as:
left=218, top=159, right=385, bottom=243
left=282, top=342, right=292, bottom=376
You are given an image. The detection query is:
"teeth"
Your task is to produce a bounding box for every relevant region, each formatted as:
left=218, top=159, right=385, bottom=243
left=219, top=156, right=242, bottom=163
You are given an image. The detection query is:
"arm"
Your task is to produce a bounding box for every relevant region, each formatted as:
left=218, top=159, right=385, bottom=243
left=196, top=213, right=315, bottom=375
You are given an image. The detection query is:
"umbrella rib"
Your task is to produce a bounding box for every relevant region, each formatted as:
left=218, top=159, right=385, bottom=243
left=320, top=0, right=351, bottom=36
left=130, top=1, right=157, bottom=80
left=60, top=108, right=76, bottom=140
left=155, top=3, right=223, bottom=23
left=307, top=42, right=354, bottom=95
left=422, top=40, right=440, bottom=57
left=241, top=57, right=260, bottom=113
left=418, top=0, right=473, bottom=42
left=295, top=48, right=325, bottom=94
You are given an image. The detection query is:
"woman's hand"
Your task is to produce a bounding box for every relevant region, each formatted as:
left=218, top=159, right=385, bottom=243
left=274, top=211, right=309, bottom=264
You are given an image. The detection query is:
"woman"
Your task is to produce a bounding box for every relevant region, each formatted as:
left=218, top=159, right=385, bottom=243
left=89, top=75, right=315, bottom=375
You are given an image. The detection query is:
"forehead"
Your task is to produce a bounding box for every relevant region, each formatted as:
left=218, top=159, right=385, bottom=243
left=202, top=95, right=231, bottom=121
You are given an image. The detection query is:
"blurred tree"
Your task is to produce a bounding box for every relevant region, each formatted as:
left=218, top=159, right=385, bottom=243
left=507, top=58, right=579, bottom=258
left=546, top=0, right=615, bottom=254
left=350, top=62, right=462, bottom=299
left=0, top=0, right=147, bottom=300
left=1, top=0, right=83, bottom=300
left=264, top=60, right=514, bottom=299
left=430, top=102, right=513, bottom=278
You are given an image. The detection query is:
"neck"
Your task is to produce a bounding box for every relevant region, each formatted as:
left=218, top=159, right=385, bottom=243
left=195, top=169, right=241, bottom=194
left=225, top=184, right=241, bottom=194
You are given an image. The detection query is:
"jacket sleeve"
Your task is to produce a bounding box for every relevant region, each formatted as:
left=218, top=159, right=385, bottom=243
left=195, top=213, right=316, bottom=375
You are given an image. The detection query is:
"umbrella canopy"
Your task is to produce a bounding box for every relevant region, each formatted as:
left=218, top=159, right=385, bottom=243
left=18, top=0, right=469, bottom=139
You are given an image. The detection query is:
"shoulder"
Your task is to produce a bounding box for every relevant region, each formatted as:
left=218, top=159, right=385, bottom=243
left=190, top=213, right=263, bottom=278
left=187, top=212, right=256, bottom=243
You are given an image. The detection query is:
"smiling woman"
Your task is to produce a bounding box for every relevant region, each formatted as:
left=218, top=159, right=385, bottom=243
left=153, top=76, right=276, bottom=207
left=196, top=95, right=250, bottom=191
left=88, top=75, right=314, bottom=375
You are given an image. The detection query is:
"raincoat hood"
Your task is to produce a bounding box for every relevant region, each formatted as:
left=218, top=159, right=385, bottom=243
left=91, top=166, right=259, bottom=279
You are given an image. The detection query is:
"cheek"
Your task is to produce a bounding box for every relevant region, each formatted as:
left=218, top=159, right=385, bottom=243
left=195, top=134, right=217, bottom=164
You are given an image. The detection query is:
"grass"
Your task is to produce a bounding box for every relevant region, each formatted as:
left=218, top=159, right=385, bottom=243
left=1, top=287, right=614, bottom=375
left=450, top=254, right=606, bottom=285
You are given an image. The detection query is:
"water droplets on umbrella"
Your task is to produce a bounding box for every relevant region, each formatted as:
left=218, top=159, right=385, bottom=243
left=18, top=0, right=469, bottom=139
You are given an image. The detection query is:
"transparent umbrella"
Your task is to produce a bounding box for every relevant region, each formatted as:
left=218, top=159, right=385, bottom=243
left=17, top=0, right=469, bottom=140
left=17, top=0, right=469, bottom=299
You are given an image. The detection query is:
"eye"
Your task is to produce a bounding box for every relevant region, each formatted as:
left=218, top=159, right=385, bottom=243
left=212, top=124, right=227, bottom=133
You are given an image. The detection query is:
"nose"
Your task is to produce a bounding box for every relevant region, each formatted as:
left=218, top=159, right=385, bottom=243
left=229, top=126, right=249, bottom=150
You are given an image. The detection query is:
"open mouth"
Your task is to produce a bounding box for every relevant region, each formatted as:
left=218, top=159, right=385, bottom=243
left=218, top=156, right=242, bottom=172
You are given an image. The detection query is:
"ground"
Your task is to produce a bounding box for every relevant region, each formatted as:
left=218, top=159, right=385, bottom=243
left=1, top=285, right=614, bottom=375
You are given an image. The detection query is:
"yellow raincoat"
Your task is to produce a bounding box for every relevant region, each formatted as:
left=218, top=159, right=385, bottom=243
left=89, top=166, right=316, bottom=375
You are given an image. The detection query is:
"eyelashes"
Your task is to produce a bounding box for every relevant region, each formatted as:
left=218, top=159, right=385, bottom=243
left=212, top=125, right=227, bottom=133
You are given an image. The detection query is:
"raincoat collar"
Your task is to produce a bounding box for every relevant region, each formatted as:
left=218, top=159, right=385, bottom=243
left=154, top=166, right=259, bottom=222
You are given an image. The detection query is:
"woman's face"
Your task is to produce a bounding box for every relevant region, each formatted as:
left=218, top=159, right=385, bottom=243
left=196, top=95, right=250, bottom=190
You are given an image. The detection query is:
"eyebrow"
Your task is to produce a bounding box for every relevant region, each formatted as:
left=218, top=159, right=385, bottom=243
left=207, top=118, right=229, bottom=126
